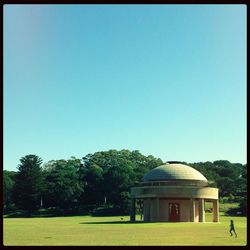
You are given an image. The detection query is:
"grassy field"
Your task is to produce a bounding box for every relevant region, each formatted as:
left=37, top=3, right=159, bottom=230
left=3, top=213, right=247, bottom=246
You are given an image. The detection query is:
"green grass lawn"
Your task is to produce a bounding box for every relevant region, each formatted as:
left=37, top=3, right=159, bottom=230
left=3, top=213, right=247, bottom=246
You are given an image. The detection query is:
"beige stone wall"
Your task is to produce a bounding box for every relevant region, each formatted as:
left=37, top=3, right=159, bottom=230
left=150, top=199, right=158, bottom=221
left=135, top=184, right=219, bottom=222
left=179, top=199, right=191, bottom=222
left=159, top=199, right=188, bottom=222
left=159, top=199, right=168, bottom=221
left=143, top=198, right=204, bottom=222
left=143, top=199, right=150, bottom=222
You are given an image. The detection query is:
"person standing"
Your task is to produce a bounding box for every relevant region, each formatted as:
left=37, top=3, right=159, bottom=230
left=229, top=219, right=237, bottom=238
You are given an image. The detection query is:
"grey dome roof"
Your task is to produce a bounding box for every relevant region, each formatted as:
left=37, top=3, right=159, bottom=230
left=142, top=163, right=207, bottom=182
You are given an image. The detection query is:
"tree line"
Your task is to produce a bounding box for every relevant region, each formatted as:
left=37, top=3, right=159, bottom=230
left=3, top=150, right=247, bottom=216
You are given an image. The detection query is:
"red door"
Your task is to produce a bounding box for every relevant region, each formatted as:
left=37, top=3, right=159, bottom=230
left=169, top=203, right=180, bottom=222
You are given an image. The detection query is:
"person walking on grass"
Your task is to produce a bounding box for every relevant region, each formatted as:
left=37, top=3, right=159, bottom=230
left=229, top=219, right=237, bottom=238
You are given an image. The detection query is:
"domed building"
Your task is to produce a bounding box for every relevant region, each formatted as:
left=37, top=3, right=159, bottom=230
left=130, top=162, right=219, bottom=223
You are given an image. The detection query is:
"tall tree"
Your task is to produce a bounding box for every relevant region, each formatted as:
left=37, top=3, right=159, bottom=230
left=3, top=170, right=16, bottom=211
left=80, top=163, right=104, bottom=206
left=42, top=157, right=84, bottom=209
left=80, top=149, right=163, bottom=212
left=12, top=155, right=44, bottom=214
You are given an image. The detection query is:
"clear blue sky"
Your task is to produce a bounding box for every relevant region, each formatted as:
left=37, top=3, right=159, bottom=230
left=4, top=4, right=246, bottom=171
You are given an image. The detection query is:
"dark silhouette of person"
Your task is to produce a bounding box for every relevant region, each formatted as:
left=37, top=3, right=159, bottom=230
left=229, top=219, right=237, bottom=238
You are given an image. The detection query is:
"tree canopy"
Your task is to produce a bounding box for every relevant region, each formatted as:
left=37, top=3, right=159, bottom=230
left=4, top=150, right=246, bottom=216
left=42, top=157, right=84, bottom=209
left=12, top=155, right=44, bottom=214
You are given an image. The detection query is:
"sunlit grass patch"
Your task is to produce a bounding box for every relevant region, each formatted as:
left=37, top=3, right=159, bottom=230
left=3, top=214, right=246, bottom=246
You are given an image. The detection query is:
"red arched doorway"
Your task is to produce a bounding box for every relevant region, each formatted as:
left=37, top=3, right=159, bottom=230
left=169, top=203, right=180, bottom=222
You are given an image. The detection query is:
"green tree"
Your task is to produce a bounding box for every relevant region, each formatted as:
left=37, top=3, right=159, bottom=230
left=12, top=155, right=44, bottom=214
left=80, top=163, right=104, bottom=206
left=238, top=196, right=247, bottom=215
left=43, top=157, right=84, bottom=209
left=233, top=165, right=246, bottom=200
left=191, top=160, right=246, bottom=200
left=189, top=161, right=220, bottom=185
left=102, top=157, right=135, bottom=210
left=81, top=149, right=163, bottom=212
left=3, top=170, right=16, bottom=211
left=213, top=161, right=242, bottom=197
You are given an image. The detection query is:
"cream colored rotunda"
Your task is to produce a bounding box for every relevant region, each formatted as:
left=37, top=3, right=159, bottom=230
left=130, top=162, right=219, bottom=222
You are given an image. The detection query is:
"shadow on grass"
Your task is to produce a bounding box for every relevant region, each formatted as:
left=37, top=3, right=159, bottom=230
left=79, top=221, right=145, bottom=224
left=4, top=209, right=89, bottom=218
left=79, top=220, right=174, bottom=224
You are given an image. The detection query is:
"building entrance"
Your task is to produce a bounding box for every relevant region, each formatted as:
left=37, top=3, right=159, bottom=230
left=169, top=203, right=180, bottom=222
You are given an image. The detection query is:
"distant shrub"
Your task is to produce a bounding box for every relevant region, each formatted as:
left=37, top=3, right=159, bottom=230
left=91, top=207, right=128, bottom=216
left=238, top=197, right=247, bottom=216
left=225, top=207, right=242, bottom=216
left=4, top=207, right=90, bottom=218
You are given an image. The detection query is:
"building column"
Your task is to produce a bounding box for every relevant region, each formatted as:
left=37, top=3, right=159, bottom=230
left=143, top=199, right=147, bottom=222
left=143, top=199, right=150, bottom=222
left=130, top=197, right=136, bottom=222
left=156, top=198, right=160, bottom=221
left=199, top=198, right=205, bottom=222
left=150, top=199, right=153, bottom=222
left=213, top=199, right=219, bottom=222
left=190, top=198, right=195, bottom=222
